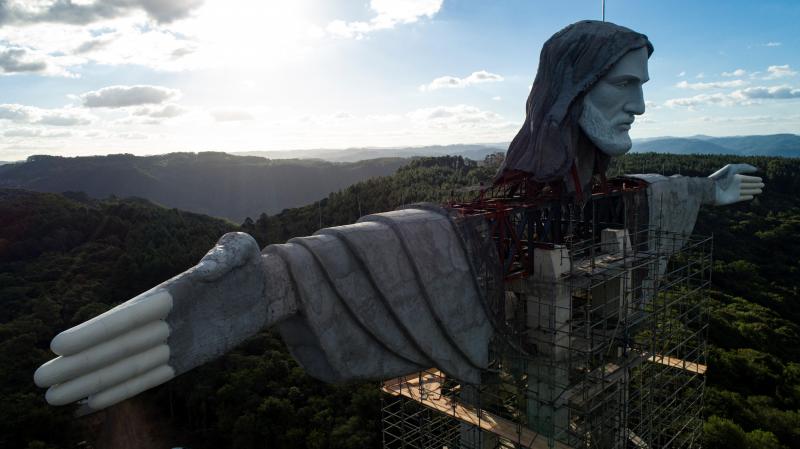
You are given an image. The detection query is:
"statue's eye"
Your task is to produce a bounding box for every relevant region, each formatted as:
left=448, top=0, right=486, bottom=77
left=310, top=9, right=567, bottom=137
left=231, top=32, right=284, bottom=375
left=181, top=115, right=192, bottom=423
left=615, top=80, right=630, bottom=88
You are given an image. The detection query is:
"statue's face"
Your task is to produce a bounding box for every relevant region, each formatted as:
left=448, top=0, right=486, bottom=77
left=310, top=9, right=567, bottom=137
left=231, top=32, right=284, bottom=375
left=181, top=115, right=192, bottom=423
left=579, top=46, right=649, bottom=156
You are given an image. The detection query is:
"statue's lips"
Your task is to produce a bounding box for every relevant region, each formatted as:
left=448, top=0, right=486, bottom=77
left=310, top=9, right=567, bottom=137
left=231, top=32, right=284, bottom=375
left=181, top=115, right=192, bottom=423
left=617, top=119, right=634, bottom=131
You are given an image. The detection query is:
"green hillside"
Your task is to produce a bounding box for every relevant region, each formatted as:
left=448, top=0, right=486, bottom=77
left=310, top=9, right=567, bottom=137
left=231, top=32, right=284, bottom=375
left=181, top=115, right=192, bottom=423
left=0, top=152, right=409, bottom=222
left=1, top=153, right=799, bottom=448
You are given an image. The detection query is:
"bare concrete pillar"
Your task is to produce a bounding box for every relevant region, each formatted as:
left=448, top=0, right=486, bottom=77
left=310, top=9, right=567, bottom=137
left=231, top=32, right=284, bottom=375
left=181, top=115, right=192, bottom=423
left=522, top=246, right=572, bottom=442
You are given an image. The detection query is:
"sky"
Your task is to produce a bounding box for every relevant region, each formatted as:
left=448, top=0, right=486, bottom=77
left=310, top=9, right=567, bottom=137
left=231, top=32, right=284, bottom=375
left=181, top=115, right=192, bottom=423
left=0, top=0, right=798, bottom=161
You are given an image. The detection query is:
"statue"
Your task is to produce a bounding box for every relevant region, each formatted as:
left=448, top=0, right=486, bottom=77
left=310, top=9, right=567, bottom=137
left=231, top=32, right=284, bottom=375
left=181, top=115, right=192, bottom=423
left=34, top=20, right=764, bottom=414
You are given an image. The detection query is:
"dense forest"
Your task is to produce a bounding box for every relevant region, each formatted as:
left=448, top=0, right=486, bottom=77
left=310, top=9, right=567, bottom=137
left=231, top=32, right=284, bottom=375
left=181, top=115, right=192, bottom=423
left=1, top=153, right=799, bottom=448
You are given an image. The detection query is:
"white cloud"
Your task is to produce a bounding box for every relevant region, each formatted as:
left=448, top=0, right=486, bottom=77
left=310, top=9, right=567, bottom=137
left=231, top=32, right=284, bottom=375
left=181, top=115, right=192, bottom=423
left=0, top=104, right=35, bottom=122
left=0, top=0, right=204, bottom=26
left=764, top=64, right=796, bottom=79
left=0, top=103, right=93, bottom=126
left=0, top=44, right=78, bottom=77
left=0, top=2, right=330, bottom=75
left=722, top=69, right=746, bottom=77
left=210, top=109, right=254, bottom=122
left=118, top=132, right=149, bottom=140
left=677, top=71, right=686, bottom=77
left=492, top=96, right=502, bottom=101
left=327, top=0, right=443, bottom=39
left=37, top=113, right=91, bottom=126
left=81, top=85, right=179, bottom=108
left=665, top=93, right=733, bottom=108
left=696, top=72, right=705, bottom=79
left=74, top=36, right=114, bottom=55
left=675, top=79, right=747, bottom=90
left=133, top=103, right=186, bottom=118
left=419, top=70, right=504, bottom=91
left=665, top=84, right=800, bottom=108
left=732, top=85, right=800, bottom=100
left=3, top=128, right=73, bottom=138
left=407, top=104, right=510, bottom=129
left=765, top=42, right=782, bottom=47
left=0, top=46, right=47, bottom=74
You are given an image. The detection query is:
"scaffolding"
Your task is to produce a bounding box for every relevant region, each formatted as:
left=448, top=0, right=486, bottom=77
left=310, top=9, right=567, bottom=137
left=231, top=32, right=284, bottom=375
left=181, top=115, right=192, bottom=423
left=382, top=181, right=711, bottom=449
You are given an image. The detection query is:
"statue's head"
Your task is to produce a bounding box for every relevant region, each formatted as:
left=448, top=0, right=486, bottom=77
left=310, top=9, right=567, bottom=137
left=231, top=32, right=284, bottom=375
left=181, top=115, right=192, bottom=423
left=497, top=20, right=653, bottom=185
left=579, top=46, right=649, bottom=156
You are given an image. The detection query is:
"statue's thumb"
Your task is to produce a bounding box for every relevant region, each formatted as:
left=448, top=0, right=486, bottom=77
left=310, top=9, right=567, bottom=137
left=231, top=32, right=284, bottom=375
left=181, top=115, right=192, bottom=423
left=194, top=232, right=260, bottom=282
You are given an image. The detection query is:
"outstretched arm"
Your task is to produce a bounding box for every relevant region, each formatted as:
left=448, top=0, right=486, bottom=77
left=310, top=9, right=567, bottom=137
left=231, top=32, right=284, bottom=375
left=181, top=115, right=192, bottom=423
left=708, top=163, right=765, bottom=206
left=34, top=232, right=296, bottom=412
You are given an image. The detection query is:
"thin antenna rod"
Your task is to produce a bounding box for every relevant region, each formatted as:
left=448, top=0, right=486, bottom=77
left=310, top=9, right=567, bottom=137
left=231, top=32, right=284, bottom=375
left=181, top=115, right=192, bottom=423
left=602, top=0, right=606, bottom=21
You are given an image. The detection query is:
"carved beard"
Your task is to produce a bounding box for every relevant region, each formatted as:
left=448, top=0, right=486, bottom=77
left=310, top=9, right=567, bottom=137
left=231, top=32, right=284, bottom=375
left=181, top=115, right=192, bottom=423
left=578, top=100, right=633, bottom=156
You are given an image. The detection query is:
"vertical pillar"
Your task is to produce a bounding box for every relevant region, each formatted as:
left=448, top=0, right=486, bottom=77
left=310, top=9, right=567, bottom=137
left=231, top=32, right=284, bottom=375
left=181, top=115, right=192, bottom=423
left=523, top=246, right=572, bottom=443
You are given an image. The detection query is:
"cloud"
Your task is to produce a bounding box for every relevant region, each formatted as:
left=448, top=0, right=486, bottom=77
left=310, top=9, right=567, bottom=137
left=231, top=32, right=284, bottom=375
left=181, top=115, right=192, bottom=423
left=765, top=42, right=782, bottom=47
left=3, top=129, right=72, bottom=138
left=677, top=71, right=686, bottom=77
left=665, top=93, right=732, bottom=108
left=210, top=109, right=254, bottom=122
left=118, top=132, right=148, bottom=140
left=327, top=0, right=443, bottom=39
left=81, top=85, right=179, bottom=108
left=419, top=70, right=504, bottom=91
left=0, top=104, right=35, bottom=122
left=133, top=103, right=186, bottom=118
left=407, top=104, right=511, bottom=130
left=0, top=47, right=47, bottom=74
left=0, top=0, right=204, bottom=26
left=764, top=64, right=796, bottom=79
left=722, top=69, right=746, bottom=77
left=732, top=85, right=800, bottom=100
left=665, top=85, right=800, bottom=108
left=0, top=103, right=92, bottom=125
left=37, top=113, right=91, bottom=126
left=696, top=73, right=705, bottom=79
left=675, top=79, right=747, bottom=90
left=74, top=37, right=113, bottom=55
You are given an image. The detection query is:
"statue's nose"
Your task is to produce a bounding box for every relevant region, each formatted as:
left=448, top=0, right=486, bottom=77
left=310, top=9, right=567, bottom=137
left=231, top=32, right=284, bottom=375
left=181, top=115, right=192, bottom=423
left=624, top=86, right=646, bottom=115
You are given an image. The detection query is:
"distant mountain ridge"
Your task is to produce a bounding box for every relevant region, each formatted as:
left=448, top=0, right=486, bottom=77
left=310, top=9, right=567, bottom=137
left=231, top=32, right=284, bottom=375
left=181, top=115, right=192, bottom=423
left=232, top=143, right=507, bottom=163
left=0, top=152, right=409, bottom=222
left=632, top=133, right=800, bottom=157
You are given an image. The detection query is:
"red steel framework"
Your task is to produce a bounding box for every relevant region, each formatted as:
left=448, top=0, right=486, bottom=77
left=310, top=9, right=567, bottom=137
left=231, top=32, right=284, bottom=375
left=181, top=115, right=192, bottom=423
left=448, top=176, right=650, bottom=281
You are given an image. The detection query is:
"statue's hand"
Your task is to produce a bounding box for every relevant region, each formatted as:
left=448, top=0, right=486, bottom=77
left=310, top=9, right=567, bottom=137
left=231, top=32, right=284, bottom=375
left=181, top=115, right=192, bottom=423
left=34, top=232, right=268, bottom=412
left=708, top=163, right=765, bottom=206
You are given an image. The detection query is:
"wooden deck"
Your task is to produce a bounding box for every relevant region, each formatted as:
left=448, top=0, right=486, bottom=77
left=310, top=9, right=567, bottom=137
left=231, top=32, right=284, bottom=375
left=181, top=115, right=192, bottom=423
left=648, top=354, right=707, bottom=375
left=382, top=371, right=572, bottom=449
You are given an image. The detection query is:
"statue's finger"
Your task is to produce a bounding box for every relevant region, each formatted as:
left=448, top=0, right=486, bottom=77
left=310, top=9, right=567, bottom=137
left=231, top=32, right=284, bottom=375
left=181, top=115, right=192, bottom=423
left=739, top=195, right=754, bottom=201
left=737, top=175, right=763, bottom=183
left=35, top=321, right=169, bottom=388
left=45, top=345, right=169, bottom=406
left=87, top=364, right=175, bottom=411
left=50, top=290, right=172, bottom=356
left=740, top=189, right=763, bottom=196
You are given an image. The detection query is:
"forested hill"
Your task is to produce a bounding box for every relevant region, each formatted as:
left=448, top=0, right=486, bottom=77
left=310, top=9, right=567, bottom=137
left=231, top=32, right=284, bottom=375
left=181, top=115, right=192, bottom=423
left=2, top=154, right=800, bottom=449
left=0, top=152, right=409, bottom=222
